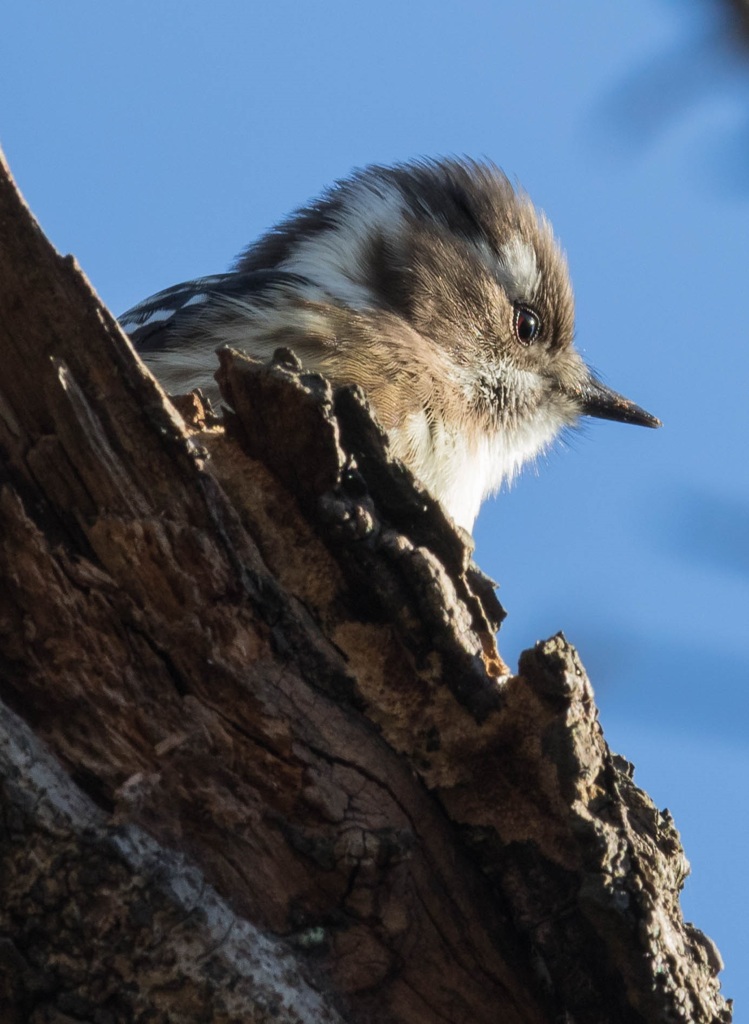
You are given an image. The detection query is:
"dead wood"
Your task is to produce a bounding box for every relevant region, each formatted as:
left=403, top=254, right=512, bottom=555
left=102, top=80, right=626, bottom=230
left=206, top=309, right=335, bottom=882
left=0, top=150, right=731, bottom=1024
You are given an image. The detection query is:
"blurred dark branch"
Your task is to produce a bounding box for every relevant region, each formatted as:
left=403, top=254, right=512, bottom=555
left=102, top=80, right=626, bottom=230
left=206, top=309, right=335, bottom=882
left=592, top=0, right=749, bottom=188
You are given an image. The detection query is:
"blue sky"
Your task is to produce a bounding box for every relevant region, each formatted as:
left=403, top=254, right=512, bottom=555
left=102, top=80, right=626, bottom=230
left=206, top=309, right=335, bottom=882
left=2, top=0, right=747, bottom=1009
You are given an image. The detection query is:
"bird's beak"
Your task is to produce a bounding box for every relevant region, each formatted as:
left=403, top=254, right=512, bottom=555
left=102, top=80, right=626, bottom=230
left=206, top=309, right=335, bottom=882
left=576, top=373, right=661, bottom=428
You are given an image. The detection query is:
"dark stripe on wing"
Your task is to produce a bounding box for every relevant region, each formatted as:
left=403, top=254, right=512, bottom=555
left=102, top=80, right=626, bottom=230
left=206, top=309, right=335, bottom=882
left=119, top=269, right=309, bottom=351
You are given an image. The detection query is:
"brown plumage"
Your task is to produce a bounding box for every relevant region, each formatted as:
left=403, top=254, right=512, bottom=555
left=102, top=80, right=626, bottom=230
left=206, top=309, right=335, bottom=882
left=121, top=158, right=659, bottom=530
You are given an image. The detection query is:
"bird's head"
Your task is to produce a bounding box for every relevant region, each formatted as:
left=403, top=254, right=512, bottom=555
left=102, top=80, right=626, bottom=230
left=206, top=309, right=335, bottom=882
left=241, top=158, right=660, bottom=446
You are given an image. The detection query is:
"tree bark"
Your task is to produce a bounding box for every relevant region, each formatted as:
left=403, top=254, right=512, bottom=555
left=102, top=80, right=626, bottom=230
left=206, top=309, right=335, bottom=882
left=0, top=150, right=731, bottom=1024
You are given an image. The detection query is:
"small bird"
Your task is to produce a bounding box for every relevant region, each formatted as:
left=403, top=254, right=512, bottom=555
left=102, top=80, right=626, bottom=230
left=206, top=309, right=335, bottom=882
left=120, top=158, right=660, bottom=532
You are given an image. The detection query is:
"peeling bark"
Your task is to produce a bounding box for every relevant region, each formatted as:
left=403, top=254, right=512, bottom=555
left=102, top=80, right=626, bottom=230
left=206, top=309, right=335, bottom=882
left=0, top=150, right=731, bottom=1023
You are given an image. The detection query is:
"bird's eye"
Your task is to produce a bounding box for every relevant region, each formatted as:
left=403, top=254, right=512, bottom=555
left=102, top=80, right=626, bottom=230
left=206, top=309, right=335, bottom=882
left=513, top=304, right=541, bottom=345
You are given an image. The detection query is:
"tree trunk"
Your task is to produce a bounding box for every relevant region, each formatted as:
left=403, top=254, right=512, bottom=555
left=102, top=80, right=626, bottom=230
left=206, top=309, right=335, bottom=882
left=0, top=150, right=730, bottom=1024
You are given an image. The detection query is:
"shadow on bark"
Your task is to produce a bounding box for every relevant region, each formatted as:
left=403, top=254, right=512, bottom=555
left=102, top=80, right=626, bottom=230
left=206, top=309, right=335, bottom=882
left=0, top=151, right=731, bottom=1024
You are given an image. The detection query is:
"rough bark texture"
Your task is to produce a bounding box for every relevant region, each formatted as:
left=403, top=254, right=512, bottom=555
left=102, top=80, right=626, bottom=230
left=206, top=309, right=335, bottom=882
left=0, top=150, right=731, bottom=1024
